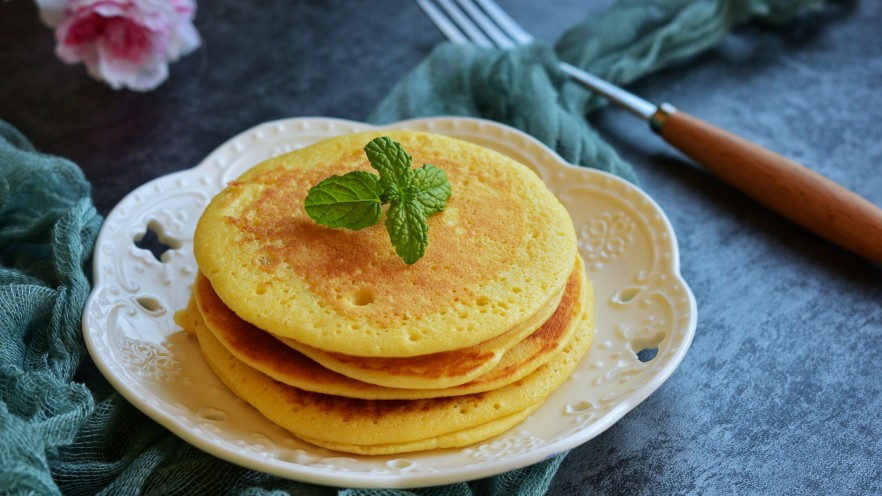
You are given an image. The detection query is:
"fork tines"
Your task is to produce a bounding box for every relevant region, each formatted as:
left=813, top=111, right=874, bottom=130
left=417, top=0, right=534, bottom=49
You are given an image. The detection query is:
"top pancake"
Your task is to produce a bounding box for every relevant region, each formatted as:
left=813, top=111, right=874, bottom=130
left=194, top=130, right=577, bottom=357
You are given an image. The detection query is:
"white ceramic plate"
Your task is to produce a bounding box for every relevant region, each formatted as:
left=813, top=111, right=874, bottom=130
left=83, top=117, right=696, bottom=489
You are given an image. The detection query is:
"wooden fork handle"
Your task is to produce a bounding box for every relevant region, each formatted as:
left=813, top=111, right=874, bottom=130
left=652, top=105, right=882, bottom=264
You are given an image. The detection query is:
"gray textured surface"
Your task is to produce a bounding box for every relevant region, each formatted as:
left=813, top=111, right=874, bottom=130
left=1, top=0, right=880, bottom=494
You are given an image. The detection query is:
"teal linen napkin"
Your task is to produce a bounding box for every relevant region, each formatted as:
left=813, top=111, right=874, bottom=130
left=369, top=0, right=823, bottom=181
left=0, top=0, right=823, bottom=494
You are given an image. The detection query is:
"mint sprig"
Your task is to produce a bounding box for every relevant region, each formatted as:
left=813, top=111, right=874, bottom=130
left=303, top=171, right=383, bottom=230
left=304, top=136, right=452, bottom=264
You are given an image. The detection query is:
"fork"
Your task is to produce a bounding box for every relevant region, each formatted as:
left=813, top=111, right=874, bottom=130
left=418, top=0, right=882, bottom=264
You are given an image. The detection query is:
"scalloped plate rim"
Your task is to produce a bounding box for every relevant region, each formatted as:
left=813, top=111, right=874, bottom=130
left=83, top=116, right=697, bottom=489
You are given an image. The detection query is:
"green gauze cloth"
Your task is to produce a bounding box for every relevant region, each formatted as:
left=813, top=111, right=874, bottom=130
left=1, top=0, right=823, bottom=494
left=369, top=0, right=824, bottom=183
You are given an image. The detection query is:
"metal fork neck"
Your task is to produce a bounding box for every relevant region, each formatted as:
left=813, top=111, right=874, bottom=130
left=558, top=62, right=658, bottom=121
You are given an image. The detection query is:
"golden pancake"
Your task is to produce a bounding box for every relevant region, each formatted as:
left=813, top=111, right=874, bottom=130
left=181, top=257, right=592, bottom=400
left=194, top=130, right=578, bottom=357
left=297, top=404, right=541, bottom=456
left=269, top=268, right=568, bottom=389
left=192, top=297, right=594, bottom=455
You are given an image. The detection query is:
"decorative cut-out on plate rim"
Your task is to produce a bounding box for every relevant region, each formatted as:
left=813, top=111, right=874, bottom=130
left=83, top=116, right=697, bottom=489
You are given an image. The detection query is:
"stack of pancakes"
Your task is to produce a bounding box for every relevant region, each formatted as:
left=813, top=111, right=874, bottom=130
left=175, top=130, right=595, bottom=455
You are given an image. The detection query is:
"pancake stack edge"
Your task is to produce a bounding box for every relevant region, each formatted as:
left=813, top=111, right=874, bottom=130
left=176, top=130, right=596, bottom=455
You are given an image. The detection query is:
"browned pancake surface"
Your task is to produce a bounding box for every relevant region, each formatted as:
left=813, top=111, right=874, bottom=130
left=189, top=259, right=591, bottom=399
left=194, top=131, right=578, bottom=357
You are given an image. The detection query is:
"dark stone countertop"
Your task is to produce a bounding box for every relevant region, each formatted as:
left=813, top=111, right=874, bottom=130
left=1, top=0, right=880, bottom=494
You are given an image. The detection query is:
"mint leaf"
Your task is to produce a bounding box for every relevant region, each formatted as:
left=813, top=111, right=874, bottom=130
left=304, top=171, right=383, bottom=230
left=412, top=164, right=452, bottom=215
left=385, top=198, right=428, bottom=265
left=305, top=136, right=451, bottom=264
left=365, top=136, right=412, bottom=191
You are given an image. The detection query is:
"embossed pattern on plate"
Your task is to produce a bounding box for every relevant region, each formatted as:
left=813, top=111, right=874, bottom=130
left=83, top=117, right=697, bottom=489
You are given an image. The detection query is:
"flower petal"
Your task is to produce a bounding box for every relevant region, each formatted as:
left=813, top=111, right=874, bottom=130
left=49, top=0, right=200, bottom=91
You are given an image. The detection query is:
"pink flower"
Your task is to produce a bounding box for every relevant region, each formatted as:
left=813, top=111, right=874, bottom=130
left=37, top=0, right=201, bottom=91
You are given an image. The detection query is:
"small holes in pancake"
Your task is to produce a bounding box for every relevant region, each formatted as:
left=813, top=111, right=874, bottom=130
left=255, top=286, right=267, bottom=295
left=134, top=220, right=180, bottom=262
left=255, top=253, right=280, bottom=270
left=476, top=296, right=490, bottom=306
left=351, top=289, right=375, bottom=306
